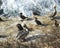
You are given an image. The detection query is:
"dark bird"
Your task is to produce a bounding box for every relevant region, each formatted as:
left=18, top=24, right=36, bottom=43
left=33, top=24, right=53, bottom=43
left=55, top=20, right=59, bottom=27
left=34, top=17, right=42, bottom=25
left=20, top=13, right=28, bottom=20
left=23, top=24, right=33, bottom=31
left=0, top=17, right=4, bottom=21
left=0, top=9, right=4, bottom=15
left=16, top=24, right=23, bottom=31
left=50, top=5, right=57, bottom=18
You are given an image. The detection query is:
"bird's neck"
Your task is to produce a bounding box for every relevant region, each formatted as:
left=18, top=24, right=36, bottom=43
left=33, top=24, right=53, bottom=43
left=54, top=8, right=56, bottom=13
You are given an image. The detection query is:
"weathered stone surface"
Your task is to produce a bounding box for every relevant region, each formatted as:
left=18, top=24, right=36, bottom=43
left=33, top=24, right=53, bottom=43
left=0, top=14, right=60, bottom=48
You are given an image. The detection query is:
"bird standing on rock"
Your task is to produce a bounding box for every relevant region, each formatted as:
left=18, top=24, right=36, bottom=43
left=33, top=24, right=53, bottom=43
left=50, top=4, right=57, bottom=20
left=16, top=24, right=29, bottom=42
left=20, top=13, right=28, bottom=20
left=34, top=17, right=42, bottom=25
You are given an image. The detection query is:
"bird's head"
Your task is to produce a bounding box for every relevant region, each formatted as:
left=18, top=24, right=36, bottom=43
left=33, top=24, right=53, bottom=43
left=53, top=4, right=56, bottom=9
left=20, top=13, right=23, bottom=16
left=16, top=24, right=23, bottom=30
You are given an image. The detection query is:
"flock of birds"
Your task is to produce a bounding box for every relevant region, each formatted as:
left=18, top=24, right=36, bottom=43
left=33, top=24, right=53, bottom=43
left=16, top=5, right=59, bottom=42
left=0, top=5, right=59, bottom=42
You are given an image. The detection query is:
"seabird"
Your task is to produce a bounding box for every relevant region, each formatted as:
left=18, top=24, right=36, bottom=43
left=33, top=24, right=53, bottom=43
left=20, top=13, right=28, bottom=20
left=50, top=4, right=57, bottom=19
left=34, top=17, right=42, bottom=25
left=55, top=20, right=59, bottom=27
left=16, top=24, right=23, bottom=31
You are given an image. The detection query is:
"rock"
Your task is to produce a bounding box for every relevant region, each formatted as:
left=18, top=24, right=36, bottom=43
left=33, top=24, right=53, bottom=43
left=0, top=13, right=60, bottom=48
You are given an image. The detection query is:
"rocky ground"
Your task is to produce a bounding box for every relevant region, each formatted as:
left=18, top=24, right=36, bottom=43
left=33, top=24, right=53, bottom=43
left=0, top=13, right=60, bottom=48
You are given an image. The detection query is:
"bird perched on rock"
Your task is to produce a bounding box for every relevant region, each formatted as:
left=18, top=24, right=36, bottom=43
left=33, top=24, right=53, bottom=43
left=34, top=17, right=42, bottom=25
left=20, top=13, right=28, bottom=20
left=16, top=24, right=29, bottom=42
left=50, top=4, right=57, bottom=20
left=55, top=20, right=59, bottom=27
